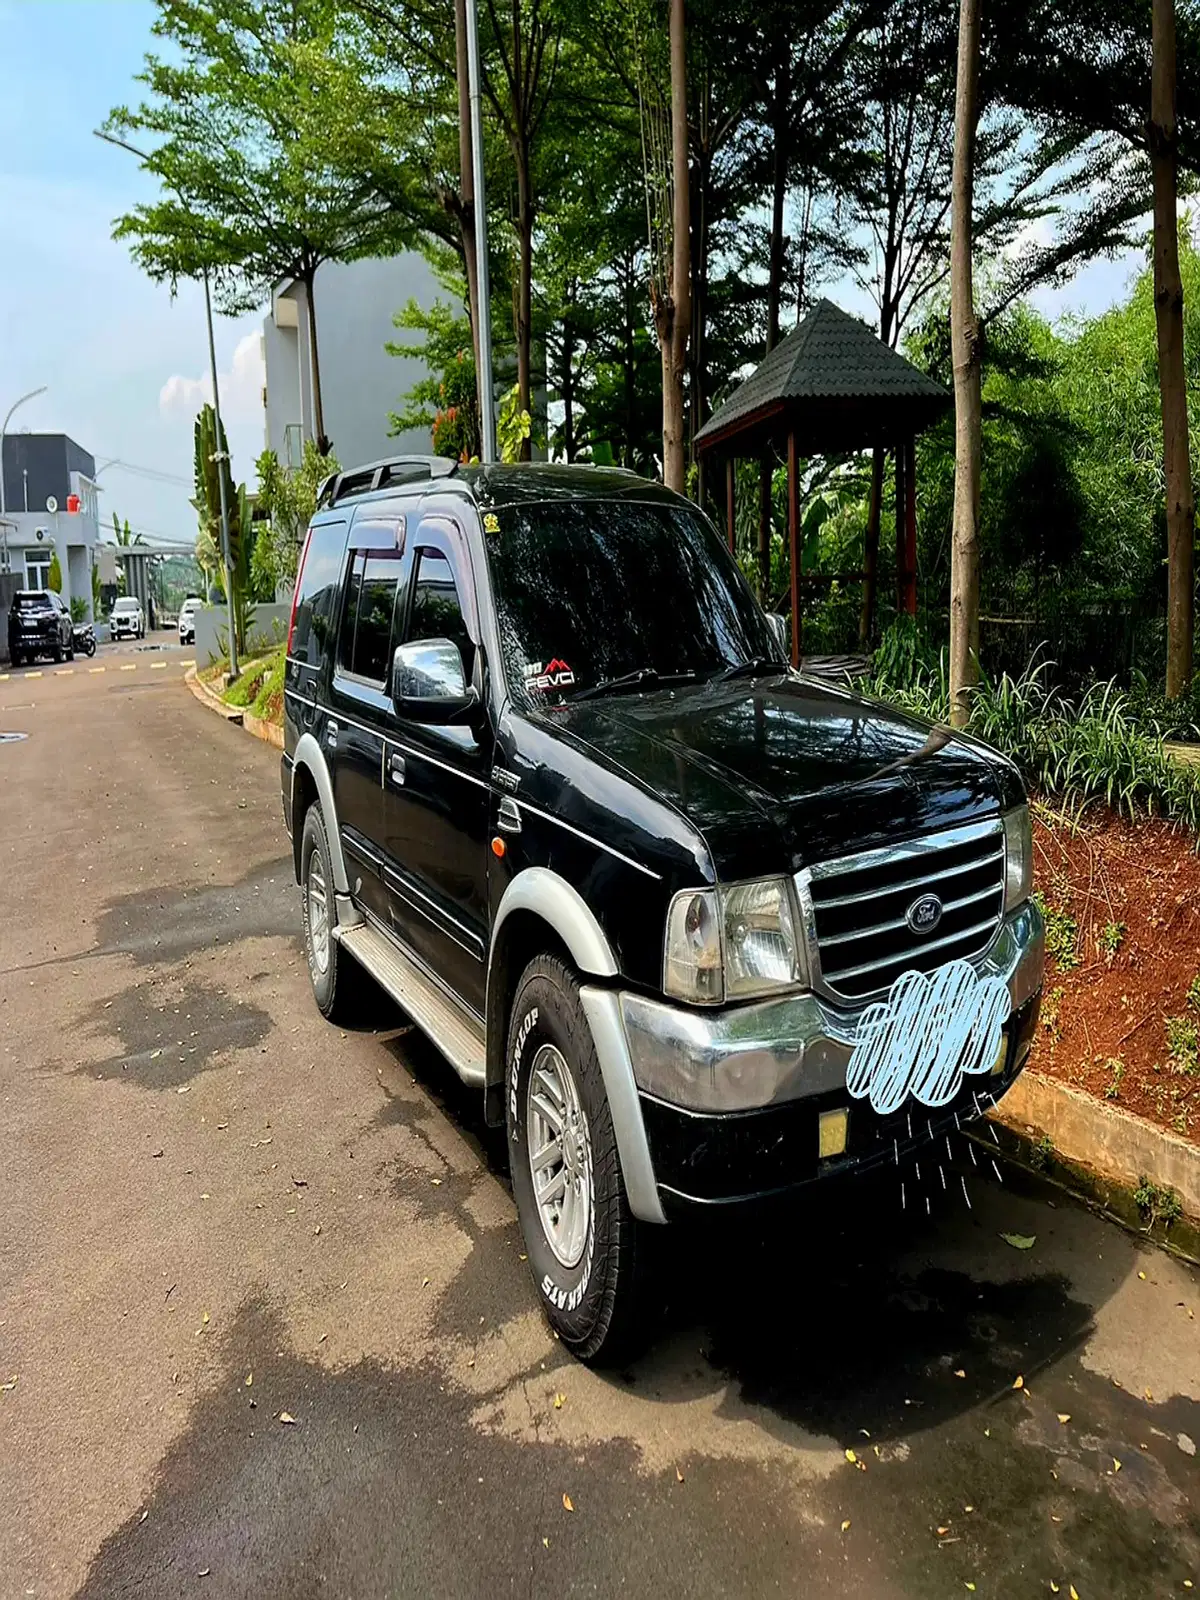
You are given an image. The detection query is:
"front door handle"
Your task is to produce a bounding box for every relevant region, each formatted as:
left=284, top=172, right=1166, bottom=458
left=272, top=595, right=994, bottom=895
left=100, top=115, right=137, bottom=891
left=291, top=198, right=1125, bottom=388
left=325, top=719, right=339, bottom=749
left=388, top=752, right=406, bottom=787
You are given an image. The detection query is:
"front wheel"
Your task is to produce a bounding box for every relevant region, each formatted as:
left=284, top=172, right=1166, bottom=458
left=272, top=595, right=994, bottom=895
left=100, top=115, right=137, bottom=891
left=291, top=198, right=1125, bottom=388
left=299, top=803, right=359, bottom=1022
left=66, top=638, right=75, bottom=661
left=506, top=955, right=651, bottom=1364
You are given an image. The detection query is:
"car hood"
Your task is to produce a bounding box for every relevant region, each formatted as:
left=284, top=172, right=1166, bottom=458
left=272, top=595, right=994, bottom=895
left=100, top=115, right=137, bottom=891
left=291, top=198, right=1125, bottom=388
left=538, top=672, right=1019, bottom=881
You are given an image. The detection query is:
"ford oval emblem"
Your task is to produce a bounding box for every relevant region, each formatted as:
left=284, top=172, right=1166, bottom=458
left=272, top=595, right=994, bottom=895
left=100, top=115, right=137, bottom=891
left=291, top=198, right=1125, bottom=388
left=906, top=892, right=944, bottom=936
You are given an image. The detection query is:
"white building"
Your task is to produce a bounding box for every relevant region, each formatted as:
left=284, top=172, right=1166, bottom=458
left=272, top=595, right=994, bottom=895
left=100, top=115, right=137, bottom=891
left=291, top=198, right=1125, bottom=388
left=0, top=433, right=100, bottom=617
left=262, top=255, right=442, bottom=471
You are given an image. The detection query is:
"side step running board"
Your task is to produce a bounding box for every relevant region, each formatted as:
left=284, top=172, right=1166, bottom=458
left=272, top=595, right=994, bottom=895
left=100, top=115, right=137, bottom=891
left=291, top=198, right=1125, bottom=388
left=335, top=921, right=486, bottom=1087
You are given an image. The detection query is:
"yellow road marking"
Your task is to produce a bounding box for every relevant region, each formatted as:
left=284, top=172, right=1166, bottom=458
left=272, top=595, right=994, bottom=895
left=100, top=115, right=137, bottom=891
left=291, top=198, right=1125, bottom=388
left=88, top=666, right=106, bottom=674
left=150, top=661, right=167, bottom=670
left=0, top=674, right=8, bottom=682
left=55, top=668, right=73, bottom=676
left=119, top=663, right=137, bottom=672
left=26, top=671, right=42, bottom=679
left=181, top=658, right=196, bottom=667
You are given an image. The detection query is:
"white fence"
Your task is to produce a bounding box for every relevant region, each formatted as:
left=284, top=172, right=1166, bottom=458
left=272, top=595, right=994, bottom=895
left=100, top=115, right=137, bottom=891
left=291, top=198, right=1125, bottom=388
left=192, top=603, right=291, bottom=667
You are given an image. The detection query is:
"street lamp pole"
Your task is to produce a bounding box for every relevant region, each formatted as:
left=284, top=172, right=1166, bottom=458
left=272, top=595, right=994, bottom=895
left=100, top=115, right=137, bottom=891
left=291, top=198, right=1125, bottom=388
left=203, top=266, right=239, bottom=679
left=465, top=0, right=496, bottom=463
left=0, top=385, right=48, bottom=575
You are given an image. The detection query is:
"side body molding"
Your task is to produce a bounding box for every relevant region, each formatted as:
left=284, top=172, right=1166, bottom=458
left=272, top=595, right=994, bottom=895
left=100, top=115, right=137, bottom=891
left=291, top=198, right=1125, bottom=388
left=487, top=867, right=667, bottom=1225
left=292, top=733, right=355, bottom=914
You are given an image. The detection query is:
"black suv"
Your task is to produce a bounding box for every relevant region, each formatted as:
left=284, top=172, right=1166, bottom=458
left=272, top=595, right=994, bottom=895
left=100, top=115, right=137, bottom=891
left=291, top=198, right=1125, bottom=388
left=281, top=458, right=1044, bottom=1361
left=8, top=589, right=74, bottom=666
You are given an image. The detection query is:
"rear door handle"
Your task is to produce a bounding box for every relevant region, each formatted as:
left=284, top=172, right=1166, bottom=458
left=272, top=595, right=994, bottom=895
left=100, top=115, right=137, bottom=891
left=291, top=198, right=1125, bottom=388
left=388, top=752, right=406, bottom=786
left=325, top=720, right=339, bottom=749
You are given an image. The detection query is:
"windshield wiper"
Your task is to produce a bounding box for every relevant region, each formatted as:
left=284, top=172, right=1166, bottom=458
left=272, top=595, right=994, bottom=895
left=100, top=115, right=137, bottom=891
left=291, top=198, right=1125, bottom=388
left=712, top=656, right=785, bottom=684
left=570, top=667, right=706, bottom=703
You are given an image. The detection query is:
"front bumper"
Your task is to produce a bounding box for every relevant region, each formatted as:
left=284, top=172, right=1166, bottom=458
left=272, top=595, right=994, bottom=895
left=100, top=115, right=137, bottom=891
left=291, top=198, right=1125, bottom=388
left=609, top=900, right=1044, bottom=1212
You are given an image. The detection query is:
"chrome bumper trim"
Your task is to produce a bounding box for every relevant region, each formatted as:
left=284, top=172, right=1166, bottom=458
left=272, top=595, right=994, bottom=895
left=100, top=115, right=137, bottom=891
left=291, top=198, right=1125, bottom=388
left=620, top=899, right=1045, bottom=1114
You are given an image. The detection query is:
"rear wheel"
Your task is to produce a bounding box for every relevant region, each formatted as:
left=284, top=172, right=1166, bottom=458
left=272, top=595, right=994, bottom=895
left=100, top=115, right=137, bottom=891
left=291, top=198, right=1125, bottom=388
left=300, top=802, right=359, bottom=1022
left=506, top=955, right=651, bottom=1364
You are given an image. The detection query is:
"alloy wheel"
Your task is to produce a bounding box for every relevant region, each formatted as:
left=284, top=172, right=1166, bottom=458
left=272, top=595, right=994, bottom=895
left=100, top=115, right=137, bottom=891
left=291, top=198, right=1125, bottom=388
left=526, top=1042, right=593, bottom=1269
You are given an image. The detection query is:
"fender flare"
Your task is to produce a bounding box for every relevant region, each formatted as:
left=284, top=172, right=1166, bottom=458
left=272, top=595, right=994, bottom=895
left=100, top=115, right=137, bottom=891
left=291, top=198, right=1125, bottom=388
left=490, top=866, right=619, bottom=980
left=292, top=733, right=351, bottom=895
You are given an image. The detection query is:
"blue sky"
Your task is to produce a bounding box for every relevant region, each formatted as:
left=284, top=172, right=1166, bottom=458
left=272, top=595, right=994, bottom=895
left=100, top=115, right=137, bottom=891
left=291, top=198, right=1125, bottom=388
left=0, top=2, right=1149, bottom=546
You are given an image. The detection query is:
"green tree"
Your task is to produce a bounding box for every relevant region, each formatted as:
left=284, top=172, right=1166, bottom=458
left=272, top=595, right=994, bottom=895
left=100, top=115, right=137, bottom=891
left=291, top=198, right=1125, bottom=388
left=388, top=295, right=481, bottom=461
left=47, top=551, right=62, bottom=594
left=105, top=0, right=406, bottom=451
left=252, top=439, right=340, bottom=597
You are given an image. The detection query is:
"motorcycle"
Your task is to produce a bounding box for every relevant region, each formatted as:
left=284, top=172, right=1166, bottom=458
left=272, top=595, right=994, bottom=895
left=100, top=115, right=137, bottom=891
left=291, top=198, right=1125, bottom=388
left=73, top=621, right=97, bottom=658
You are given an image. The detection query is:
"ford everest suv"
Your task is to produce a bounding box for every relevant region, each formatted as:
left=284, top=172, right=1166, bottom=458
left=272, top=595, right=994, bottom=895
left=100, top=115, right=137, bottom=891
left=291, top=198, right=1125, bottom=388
left=281, top=457, right=1044, bottom=1362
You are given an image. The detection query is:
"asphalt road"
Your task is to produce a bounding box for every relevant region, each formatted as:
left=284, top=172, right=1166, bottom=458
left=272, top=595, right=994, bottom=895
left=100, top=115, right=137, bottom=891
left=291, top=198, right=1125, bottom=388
left=1, top=648, right=1197, bottom=1600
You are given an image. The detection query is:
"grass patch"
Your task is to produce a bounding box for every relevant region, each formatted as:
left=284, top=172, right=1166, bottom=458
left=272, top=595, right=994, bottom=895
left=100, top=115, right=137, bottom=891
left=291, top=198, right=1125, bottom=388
left=1032, top=891, right=1079, bottom=970
left=1133, top=1175, right=1183, bottom=1228
left=219, top=648, right=284, bottom=722
left=1097, top=921, right=1126, bottom=962
left=1102, top=1057, right=1125, bottom=1100
left=1165, top=1014, right=1200, bottom=1076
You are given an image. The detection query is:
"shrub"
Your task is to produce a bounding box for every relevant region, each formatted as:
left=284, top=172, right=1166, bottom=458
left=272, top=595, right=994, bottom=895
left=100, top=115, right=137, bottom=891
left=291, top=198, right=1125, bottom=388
left=1165, top=1015, right=1200, bottom=1076
left=1133, top=1175, right=1183, bottom=1228
left=869, top=631, right=1200, bottom=835
left=1032, top=891, right=1079, bottom=970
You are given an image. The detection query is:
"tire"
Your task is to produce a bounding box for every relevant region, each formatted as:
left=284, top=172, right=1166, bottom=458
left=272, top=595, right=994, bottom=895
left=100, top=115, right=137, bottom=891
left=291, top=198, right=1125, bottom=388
left=299, top=803, right=359, bottom=1022
left=66, top=638, right=75, bottom=661
left=506, top=955, right=651, bottom=1364
left=10, top=650, right=20, bottom=669
left=52, top=641, right=62, bottom=663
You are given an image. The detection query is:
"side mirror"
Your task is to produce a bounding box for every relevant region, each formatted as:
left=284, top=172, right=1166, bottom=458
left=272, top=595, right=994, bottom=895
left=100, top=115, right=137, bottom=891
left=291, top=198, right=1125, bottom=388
left=392, top=638, right=478, bottom=723
left=766, top=612, right=791, bottom=657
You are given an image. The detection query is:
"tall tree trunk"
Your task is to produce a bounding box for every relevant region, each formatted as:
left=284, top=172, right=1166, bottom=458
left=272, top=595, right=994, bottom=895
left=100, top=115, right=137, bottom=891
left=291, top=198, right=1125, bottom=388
left=1152, top=0, right=1195, bottom=698
left=689, top=139, right=710, bottom=450
left=454, top=0, right=482, bottom=387
left=561, top=311, right=576, bottom=462
left=653, top=0, right=691, bottom=494
left=515, top=147, right=534, bottom=461
left=623, top=250, right=636, bottom=468
left=301, top=263, right=328, bottom=454
left=948, top=0, right=982, bottom=729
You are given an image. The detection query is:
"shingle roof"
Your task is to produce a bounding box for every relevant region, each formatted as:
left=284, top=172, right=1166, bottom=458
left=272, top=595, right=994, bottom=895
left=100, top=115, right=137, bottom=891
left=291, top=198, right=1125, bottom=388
left=694, top=298, right=950, bottom=451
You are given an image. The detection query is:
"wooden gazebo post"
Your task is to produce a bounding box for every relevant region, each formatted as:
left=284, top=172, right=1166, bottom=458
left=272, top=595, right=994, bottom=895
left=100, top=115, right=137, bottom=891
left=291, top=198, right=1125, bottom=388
left=787, top=429, right=800, bottom=666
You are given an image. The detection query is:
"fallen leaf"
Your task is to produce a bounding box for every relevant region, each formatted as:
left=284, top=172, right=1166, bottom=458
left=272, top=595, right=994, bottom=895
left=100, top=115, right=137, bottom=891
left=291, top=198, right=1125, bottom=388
left=954, top=1369, right=966, bottom=1378
left=422, top=1277, right=430, bottom=1288
left=562, top=1493, right=574, bottom=1513
left=937, top=1526, right=950, bottom=1536
left=1050, top=1586, right=1059, bottom=1595
left=1000, top=1232, right=1036, bottom=1250
left=176, top=1085, right=190, bottom=1095
left=431, top=1178, right=442, bottom=1187
left=841, top=1520, right=851, bottom=1533
left=244, top=1373, right=252, bottom=1387
left=964, top=1505, right=974, bottom=1513
left=845, top=1448, right=857, bottom=1464
left=1057, top=1413, right=1071, bottom=1424
left=542, top=1538, right=549, bottom=1549
left=1112, top=1458, right=1121, bottom=1472
left=198, top=1569, right=211, bottom=1579
left=1070, top=1587, right=1080, bottom=1599
left=1137, top=1271, right=1146, bottom=1280
left=966, top=1585, right=976, bottom=1593
left=279, top=1412, right=297, bottom=1425
left=676, top=1466, right=685, bottom=1483
left=1013, top=1375, right=1025, bottom=1390
left=554, top=1393, right=565, bottom=1410
left=0, top=1376, right=16, bottom=1393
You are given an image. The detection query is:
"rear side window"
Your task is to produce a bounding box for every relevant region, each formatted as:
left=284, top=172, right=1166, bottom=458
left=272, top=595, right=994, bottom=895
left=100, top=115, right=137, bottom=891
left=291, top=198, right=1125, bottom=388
left=338, top=551, right=402, bottom=683
left=290, top=520, right=348, bottom=670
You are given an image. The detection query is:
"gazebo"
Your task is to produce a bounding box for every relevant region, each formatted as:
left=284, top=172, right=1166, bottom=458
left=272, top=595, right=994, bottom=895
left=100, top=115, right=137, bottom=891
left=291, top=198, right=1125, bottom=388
left=694, top=299, right=951, bottom=665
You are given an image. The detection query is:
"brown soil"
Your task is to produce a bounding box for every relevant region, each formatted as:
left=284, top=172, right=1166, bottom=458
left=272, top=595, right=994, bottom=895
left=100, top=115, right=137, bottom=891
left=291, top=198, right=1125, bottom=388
left=1029, top=801, right=1200, bottom=1144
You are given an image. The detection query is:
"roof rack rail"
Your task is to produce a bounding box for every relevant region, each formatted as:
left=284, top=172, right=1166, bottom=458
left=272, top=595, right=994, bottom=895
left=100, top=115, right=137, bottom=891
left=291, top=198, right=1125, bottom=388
left=315, top=454, right=458, bottom=511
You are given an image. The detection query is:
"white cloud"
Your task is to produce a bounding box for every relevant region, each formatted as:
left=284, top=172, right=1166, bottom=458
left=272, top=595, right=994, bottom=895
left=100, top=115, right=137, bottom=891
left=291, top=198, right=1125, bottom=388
left=159, top=331, right=265, bottom=423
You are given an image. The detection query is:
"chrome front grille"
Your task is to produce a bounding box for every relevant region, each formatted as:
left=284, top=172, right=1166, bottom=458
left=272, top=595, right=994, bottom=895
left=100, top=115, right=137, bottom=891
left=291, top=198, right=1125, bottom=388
left=798, top=818, right=1006, bottom=1002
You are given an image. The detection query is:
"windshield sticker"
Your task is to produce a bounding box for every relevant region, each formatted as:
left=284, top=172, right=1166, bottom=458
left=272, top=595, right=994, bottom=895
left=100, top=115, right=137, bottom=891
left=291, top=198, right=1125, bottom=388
left=524, top=659, right=575, bottom=693
left=845, top=959, right=1010, bottom=1117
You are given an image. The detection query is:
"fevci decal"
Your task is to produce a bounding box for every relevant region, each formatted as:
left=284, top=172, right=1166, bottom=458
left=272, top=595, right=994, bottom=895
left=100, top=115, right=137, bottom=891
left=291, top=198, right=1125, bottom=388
left=524, top=659, right=575, bottom=692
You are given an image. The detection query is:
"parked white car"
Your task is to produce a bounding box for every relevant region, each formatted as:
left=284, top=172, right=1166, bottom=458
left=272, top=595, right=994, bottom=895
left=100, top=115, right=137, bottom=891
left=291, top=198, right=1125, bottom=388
left=110, top=597, right=145, bottom=640
left=178, top=597, right=204, bottom=645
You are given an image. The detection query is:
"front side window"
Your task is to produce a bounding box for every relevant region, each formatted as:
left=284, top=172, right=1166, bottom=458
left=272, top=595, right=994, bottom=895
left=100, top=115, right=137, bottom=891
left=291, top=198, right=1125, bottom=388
left=290, top=521, right=347, bottom=669
left=483, top=499, right=778, bottom=707
left=408, top=549, right=472, bottom=674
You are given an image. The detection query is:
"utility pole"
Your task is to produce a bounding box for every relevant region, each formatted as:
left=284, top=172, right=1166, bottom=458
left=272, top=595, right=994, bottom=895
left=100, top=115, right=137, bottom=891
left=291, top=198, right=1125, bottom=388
left=203, top=266, right=240, bottom=679
left=465, top=0, right=496, bottom=463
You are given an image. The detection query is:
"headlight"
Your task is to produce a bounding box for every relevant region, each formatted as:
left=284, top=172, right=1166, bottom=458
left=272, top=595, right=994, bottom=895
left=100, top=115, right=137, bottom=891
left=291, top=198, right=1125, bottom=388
left=663, top=877, right=804, bottom=1004
left=1003, top=804, right=1033, bottom=911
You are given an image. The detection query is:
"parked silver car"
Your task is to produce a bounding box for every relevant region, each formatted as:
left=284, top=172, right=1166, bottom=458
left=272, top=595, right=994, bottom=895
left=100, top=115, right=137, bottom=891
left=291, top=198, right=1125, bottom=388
left=110, top=597, right=145, bottom=640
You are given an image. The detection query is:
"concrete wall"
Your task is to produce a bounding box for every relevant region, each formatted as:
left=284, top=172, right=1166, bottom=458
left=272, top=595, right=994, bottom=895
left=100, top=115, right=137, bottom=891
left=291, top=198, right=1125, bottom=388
left=262, top=253, right=441, bottom=472
left=193, top=603, right=291, bottom=668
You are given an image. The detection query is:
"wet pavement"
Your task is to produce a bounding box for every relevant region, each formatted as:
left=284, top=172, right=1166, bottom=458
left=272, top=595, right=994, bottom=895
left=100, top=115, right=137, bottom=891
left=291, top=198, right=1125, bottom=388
left=0, top=661, right=1197, bottom=1599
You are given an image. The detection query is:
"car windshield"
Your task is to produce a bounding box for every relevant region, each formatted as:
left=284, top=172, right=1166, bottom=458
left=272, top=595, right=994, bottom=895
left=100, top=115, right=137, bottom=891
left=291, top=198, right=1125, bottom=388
left=114, top=600, right=138, bottom=612
left=484, top=497, right=780, bottom=707
left=15, top=593, right=52, bottom=612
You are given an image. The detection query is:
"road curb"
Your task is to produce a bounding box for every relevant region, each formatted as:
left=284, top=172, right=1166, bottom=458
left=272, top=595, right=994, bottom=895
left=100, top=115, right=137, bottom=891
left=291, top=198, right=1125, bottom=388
left=184, top=664, right=285, bottom=750
left=184, top=664, right=243, bottom=724
left=992, top=1067, right=1200, bottom=1231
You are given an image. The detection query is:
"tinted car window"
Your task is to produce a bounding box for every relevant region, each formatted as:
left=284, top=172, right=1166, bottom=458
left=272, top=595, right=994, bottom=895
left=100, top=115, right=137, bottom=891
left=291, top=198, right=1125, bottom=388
left=338, top=551, right=401, bottom=683
left=484, top=500, right=778, bottom=706
left=290, top=521, right=348, bottom=670
left=15, top=592, right=52, bottom=612
left=408, top=550, right=472, bottom=673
